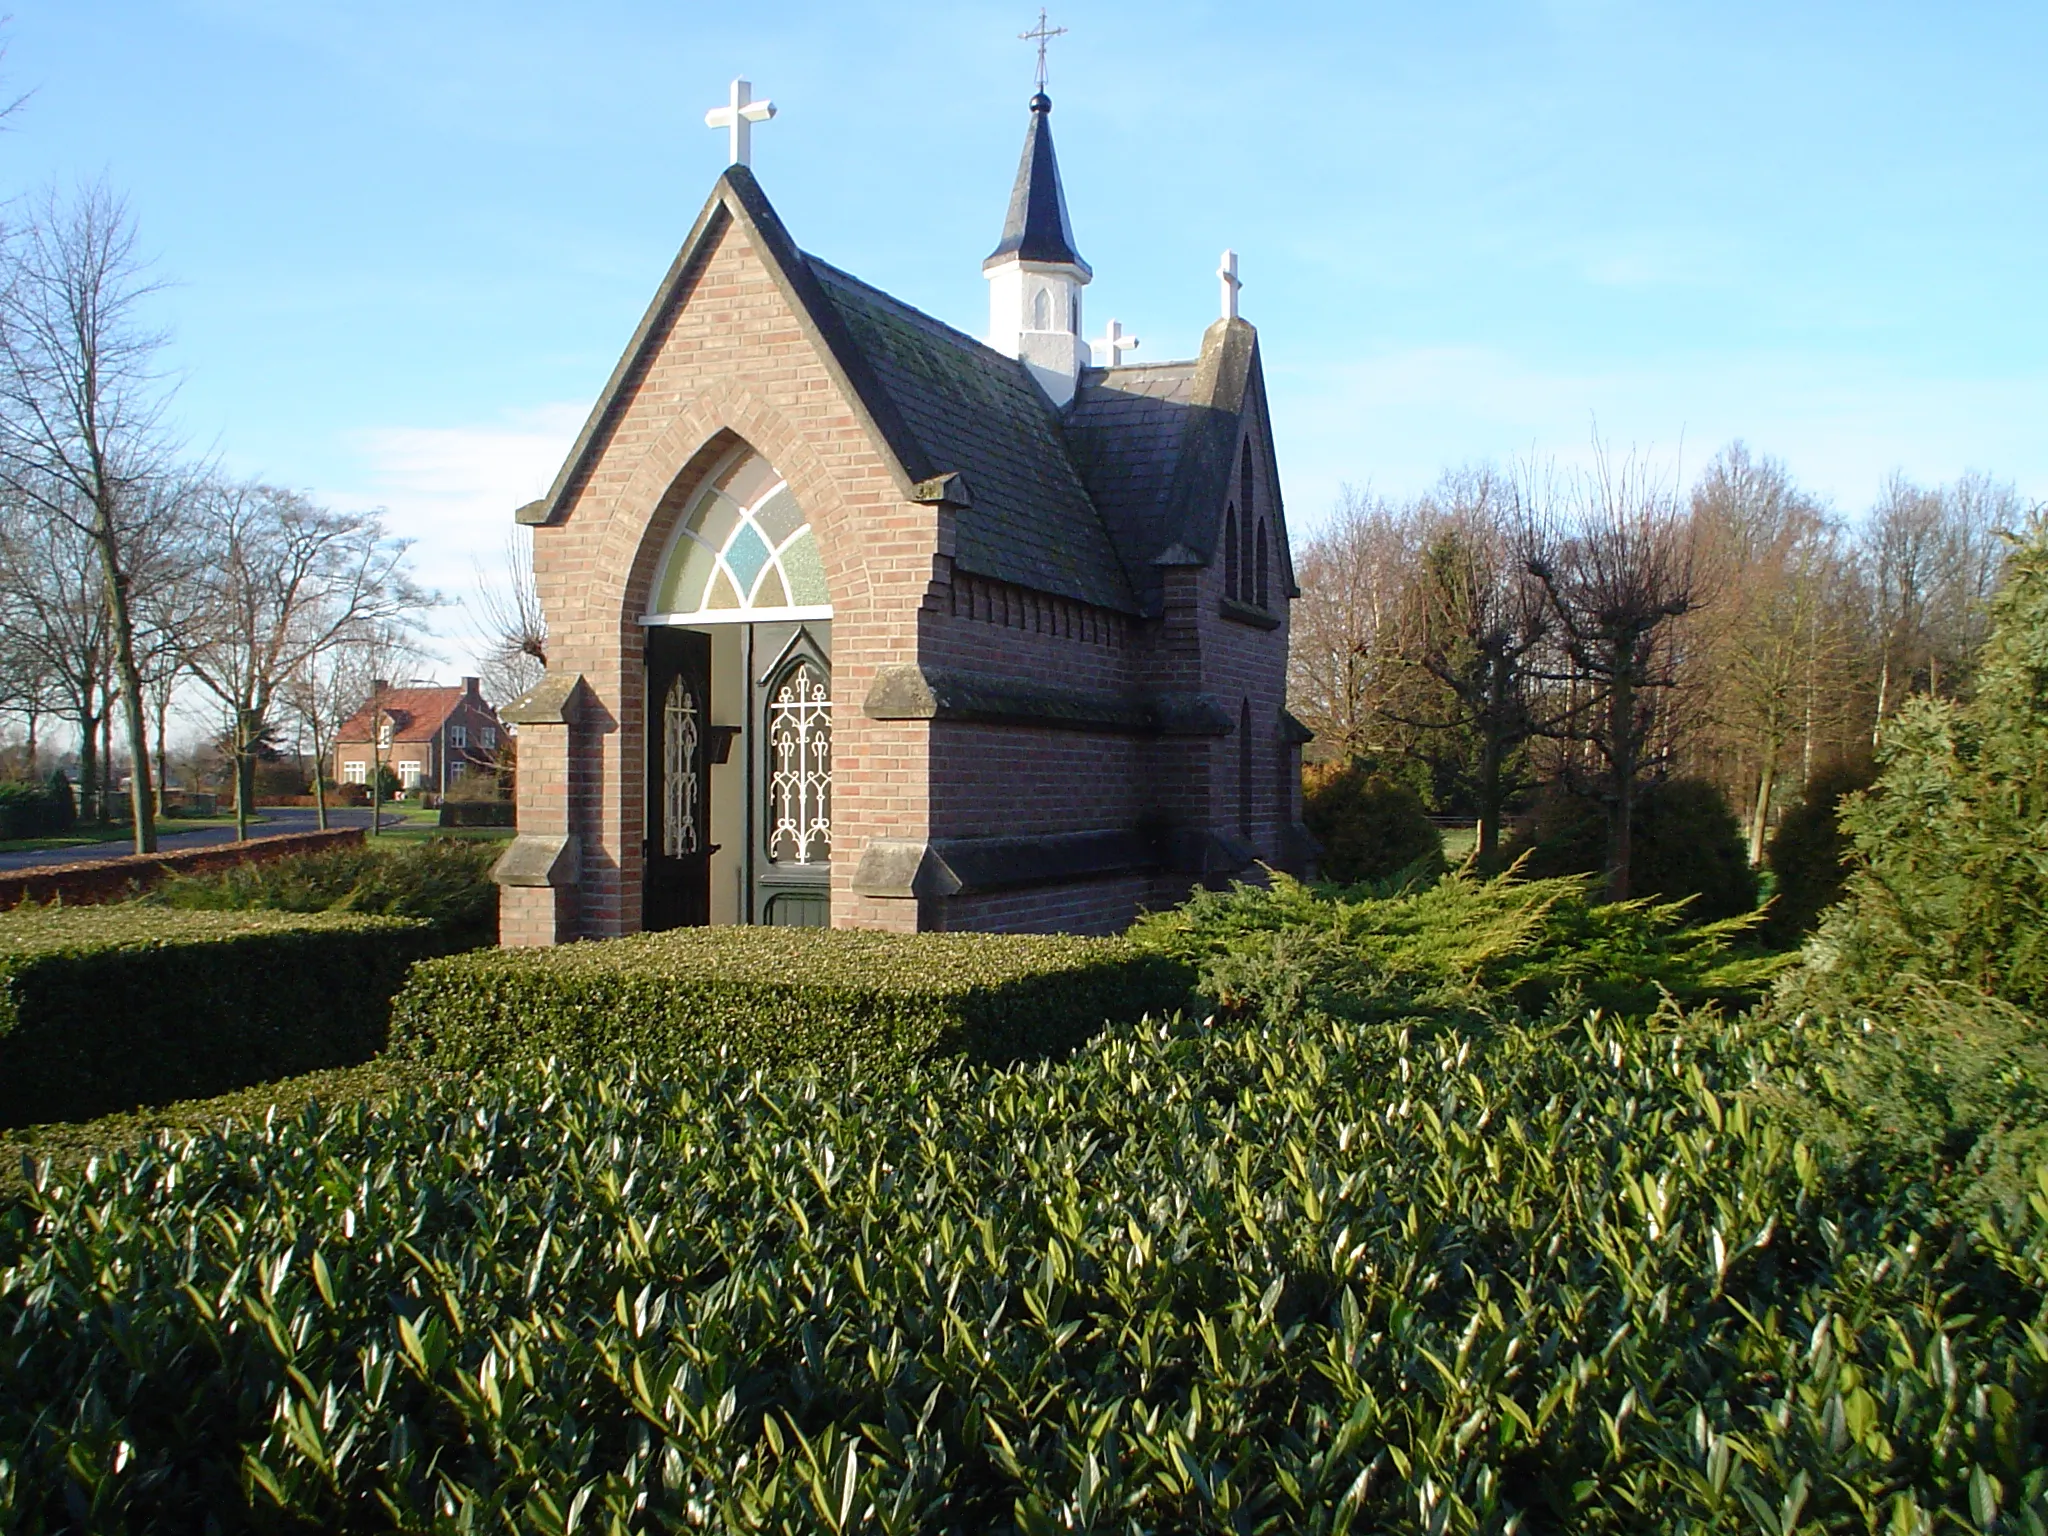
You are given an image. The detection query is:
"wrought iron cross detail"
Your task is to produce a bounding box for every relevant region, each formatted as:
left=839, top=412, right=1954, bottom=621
left=1021, top=9, right=1067, bottom=91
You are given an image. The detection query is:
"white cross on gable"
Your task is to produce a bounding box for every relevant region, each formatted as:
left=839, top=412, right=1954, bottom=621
left=1218, top=250, right=1242, bottom=321
left=706, top=77, right=776, bottom=168
left=1091, top=318, right=1140, bottom=366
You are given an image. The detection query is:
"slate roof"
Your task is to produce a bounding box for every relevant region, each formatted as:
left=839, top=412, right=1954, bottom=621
left=1063, top=362, right=1202, bottom=611
left=525, top=168, right=1281, bottom=621
left=983, top=94, right=1090, bottom=275
left=807, top=258, right=1137, bottom=614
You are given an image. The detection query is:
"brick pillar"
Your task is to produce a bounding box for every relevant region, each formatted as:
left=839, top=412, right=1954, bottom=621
left=493, top=673, right=588, bottom=947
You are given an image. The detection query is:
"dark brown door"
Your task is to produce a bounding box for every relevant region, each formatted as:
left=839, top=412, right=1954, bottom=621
left=644, top=627, right=713, bottom=930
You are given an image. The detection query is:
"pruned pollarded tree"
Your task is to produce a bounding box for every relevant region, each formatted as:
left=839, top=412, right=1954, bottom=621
left=181, top=480, right=429, bottom=840
left=1389, top=466, right=1549, bottom=863
left=1286, top=486, right=1427, bottom=764
left=1525, top=452, right=1703, bottom=901
left=0, top=184, right=178, bottom=852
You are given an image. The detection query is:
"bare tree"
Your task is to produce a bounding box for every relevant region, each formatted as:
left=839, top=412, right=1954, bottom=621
left=472, top=525, right=547, bottom=705
left=285, top=620, right=422, bottom=831
left=1389, top=466, right=1549, bottom=862
left=1286, top=486, right=1426, bottom=762
left=1525, top=451, right=1703, bottom=901
left=181, top=480, right=429, bottom=840
left=0, top=499, right=112, bottom=818
left=0, top=183, right=178, bottom=852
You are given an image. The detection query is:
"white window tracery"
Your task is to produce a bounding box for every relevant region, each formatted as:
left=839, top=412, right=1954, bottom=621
left=766, top=661, right=830, bottom=865
left=662, top=674, right=701, bottom=858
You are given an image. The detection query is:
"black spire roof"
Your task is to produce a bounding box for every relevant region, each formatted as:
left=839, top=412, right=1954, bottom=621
left=982, top=93, right=1090, bottom=276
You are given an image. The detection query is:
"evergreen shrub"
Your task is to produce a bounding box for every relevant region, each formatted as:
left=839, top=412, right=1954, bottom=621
left=1301, top=760, right=1445, bottom=885
left=0, top=908, right=439, bottom=1128
left=1761, top=757, right=1877, bottom=946
left=0, top=773, right=77, bottom=840
left=4, top=1000, right=2042, bottom=1530
left=150, top=837, right=500, bottom=948
left=1506, top=777, right=1758, bottom=919
left=392, top=927, right=1192, bottom=1077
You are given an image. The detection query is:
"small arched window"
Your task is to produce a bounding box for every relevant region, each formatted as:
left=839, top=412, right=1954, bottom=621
left=1255, top=519, right=1270, bottom=610
left=1223, top=506, right=1240, bottom=600
left=1032, top=288, right=1051, bottom=330
left=1238, top=697, right=1254, bottom=837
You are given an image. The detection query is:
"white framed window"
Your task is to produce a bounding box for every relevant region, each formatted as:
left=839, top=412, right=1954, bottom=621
left=480, top=726, right=497, bottom=749
left=449, top=724, right=468, bottom=750
left=448, top=760, right=467, bottom=782
left=341, top=760, right=366, bottom=785
left=397, top=760, right=422, bottom=788
left=377, top=719, right=393, bottom=748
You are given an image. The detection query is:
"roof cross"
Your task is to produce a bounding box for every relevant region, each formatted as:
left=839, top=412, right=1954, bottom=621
left=705, top=77, right=776, bottom=168
left=1091, top=318, right=1140, bottom=366
left=1020, top=9, right=1067, bottom=91
left=1218, top=249, right=1242, bottom=321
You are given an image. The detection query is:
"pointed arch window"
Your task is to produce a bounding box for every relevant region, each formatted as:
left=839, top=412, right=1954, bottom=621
left=1223, top=505, right=1240, bottom=601
left=649, top=448, right=830, bottom=620
left=1255, top=518, right=1270, bottom=610
left=1032, top=288, right=1051, bottom=330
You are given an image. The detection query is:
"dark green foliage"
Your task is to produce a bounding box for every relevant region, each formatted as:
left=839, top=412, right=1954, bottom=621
left=1791, top=522, right=2048, bottom=1016
left=392, top=927, right=1194, bottom=1078
left=150, top=836, right=501, bottom=948
left=1767, top=521, right=2048, bottom=1212
left=0, top=1057, right=437, bottom=1189
left=6, top=999, right=2046, bottom=1531
left=1762, top=758, right=1877, bottom=946
left=0, top=773, right=78, bottom=840
left=1302, top=762, right=1446, bottom=885
left=1506, top=777, right=1759, bottom=920
left=1131, top=868, right=1785, bottom=1024
left=439, top=799, right=514, bottom=827
left=0, top=908, right=440, bottom=1128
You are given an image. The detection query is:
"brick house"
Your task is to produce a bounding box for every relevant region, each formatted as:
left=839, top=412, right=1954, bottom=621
left=335, top=678, right=505, bottom=797
left=496, top=86, right=1311, bottom=945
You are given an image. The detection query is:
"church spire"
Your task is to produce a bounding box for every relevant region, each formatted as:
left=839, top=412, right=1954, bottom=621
left=984, top=68, right=1093, bottom=407
left=983, top=90, right=1090, bottom=277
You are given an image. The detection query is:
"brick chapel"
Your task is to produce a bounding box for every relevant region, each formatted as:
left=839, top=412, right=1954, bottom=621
left=495, top=77, right=1312, bottom=945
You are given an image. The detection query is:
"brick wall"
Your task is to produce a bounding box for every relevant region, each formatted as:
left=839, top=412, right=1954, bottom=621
left=0, top=827, right=367, bottom=909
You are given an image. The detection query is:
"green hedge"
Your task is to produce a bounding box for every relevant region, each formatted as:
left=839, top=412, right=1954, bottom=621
left=0, top=908, right=441, bottom=1128
left=392, top=926, right=1192, bottom=1076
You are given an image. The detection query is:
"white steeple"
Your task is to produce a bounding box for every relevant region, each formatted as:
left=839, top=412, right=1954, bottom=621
left=984, top=85, right=1092, bottom=408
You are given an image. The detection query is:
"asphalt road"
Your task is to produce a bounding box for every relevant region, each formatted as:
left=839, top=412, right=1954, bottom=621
left=0, top=808, right=400, bottom=873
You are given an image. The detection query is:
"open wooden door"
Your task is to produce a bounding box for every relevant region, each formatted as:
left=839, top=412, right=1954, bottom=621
left=644, top=626, right=714, bottom=930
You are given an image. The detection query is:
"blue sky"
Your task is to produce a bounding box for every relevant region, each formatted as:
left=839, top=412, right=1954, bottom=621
left=8, top=2, right=2046, bottom=676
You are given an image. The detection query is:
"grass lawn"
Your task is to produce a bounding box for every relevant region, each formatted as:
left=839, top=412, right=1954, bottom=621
left=371, top=806, right=514, bottom=843
left=1438, top=823, right=1478, bottom=864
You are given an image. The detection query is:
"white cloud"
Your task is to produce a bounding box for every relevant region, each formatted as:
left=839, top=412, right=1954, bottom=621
left=328, top=403, right=585, bottom=676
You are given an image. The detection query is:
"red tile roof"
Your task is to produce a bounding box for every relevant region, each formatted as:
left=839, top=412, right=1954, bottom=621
left=335, top=686, right=489, bottom=745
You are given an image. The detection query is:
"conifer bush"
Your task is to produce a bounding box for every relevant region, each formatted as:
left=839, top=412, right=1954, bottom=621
left=1301, top=761, right=1445, bottom=885
left=1761, top=757, right=1877, bottom=946
left=1505, top=777, right=1759, bottom=920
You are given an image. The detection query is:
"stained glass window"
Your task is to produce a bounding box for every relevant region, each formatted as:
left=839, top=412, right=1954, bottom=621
left=651, top=450, right=828, bottom=617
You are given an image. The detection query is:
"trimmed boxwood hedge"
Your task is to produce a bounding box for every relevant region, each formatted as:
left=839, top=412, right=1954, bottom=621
left=0, top=908, right=440, bottom=1129
left=392, top=926, right=1193, bottom=1076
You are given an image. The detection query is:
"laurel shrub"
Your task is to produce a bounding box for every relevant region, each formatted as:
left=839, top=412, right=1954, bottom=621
left=0, top=908, right=439, bottom=1128
left=4, top=992, right=2044, bottom=1531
